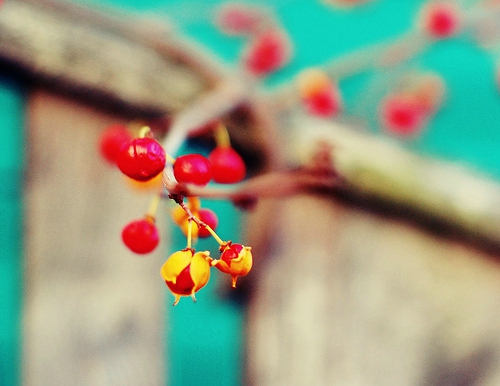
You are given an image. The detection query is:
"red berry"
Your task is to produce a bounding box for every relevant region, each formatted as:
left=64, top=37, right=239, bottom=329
left=419, top=2, right=461, bottom=38
left=220, top=243, right=245, bottom=265
left=98, top=124, right=133, bottom=164
left=243, top=29, right=290, bottom=76
left=208, top=147, right=246, bottom=184
left=198, top=208, right=219, bottom=238
left=303, top=87, right=342, bottom=118
left=215, top=3, right=263, bottom=35
left=117, top=137, right=166, bottom=181
left=122, top=218, right=159, bottom=254
left=380, top=93, right=428, bottom=136
left=173, top=154, right=213, bottom=186
left=297, top=68, right=332, bottom=99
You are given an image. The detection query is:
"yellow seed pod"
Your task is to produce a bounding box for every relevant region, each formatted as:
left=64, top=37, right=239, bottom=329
left=212, top=243, right=253, bottom=288
left=161, top=249, right=212, bottom=305
left=296, top=68, right=332, bottom=99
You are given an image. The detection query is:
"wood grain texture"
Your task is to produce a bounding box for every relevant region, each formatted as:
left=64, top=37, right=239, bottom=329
left=0, top=0, right=222, bottom=116
left=245, top=194, right=500, bottom=386
left=283, top=114, right=500, bottom=251
left=23, top=91, right=166, bottom=385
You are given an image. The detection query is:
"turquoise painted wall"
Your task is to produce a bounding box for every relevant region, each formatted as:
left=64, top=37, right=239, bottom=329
left=0, top=73, right=25, bottom=386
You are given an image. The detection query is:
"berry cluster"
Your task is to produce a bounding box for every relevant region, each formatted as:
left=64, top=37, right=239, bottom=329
left=296, top=68, right=343, bottom=118
left=418, top=1, right=462, bottom=39
left=215, top=0, right=469, bottom=143
left=215, top=3, right=291, bottom=77
left=379, top=72, right=445, bottom=136
left=98, top=122, right=251, bottom=305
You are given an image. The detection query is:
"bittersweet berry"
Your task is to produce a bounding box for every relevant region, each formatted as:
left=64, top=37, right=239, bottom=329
left=122, top=217, right=160, bottom=254
left=117, top=137, right=166, bottom=181
left=98, top=124, right=133, bottom=164
left=212, top=242, right=253, bottom=288
left=297, top=68, right=332, bottom=99
left=419, top=2, right=462, bottom=39
left=303, top=87, right=342, bottom=118
left=297, top=68, right=342, bottom=118
left=173, top=154, right=213, bottom=186
left=243, top=29, right=290, bottom=76
left=208, top=146, right=246, bottom=184
left=380, top=93, right=427, bottom=136
left=215, top=3, right=263, bottom=35
left=161, top=249, right=212, bottom=305
left=198, top=208, right=219, bottom=238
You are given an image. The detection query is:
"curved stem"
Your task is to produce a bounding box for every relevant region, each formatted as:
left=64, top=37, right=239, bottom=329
left=204, top=225, right=225, bottom=246
left=187, top=218, right=193, bottom=249
left=214, top=122, right=231, bottom=148
left=138, top=125, right=151, bottom=138
left=146, top=193, right=161, bottom=219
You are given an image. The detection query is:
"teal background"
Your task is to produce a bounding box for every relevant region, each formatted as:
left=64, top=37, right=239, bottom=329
left=3, top=0, right=500, bottom=384
left=0, top=73, right=25, bottom=386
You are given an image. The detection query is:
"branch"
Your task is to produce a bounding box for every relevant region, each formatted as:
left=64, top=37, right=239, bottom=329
left=0, top=0, right=226, bottom=116
left=285, top=115, right=500, bottom=250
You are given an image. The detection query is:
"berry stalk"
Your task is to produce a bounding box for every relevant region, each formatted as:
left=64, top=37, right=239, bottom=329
left=214, top=123, right=231, bottom=148
left=146, top=193, right=161, bottom=220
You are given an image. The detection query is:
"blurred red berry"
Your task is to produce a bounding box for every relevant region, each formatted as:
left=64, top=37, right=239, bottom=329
left=122, top=218, right=160, bottom=254
left=419, top=2, right=461, bottom=38
left=243, top=29, right=291, bottom=76
left=380, top=93, right=428, bottom=136
left=215, top=3, right=263, bottom=35
left=297, top=68, right=332, bottom=99
left=173, top=154, right=213, bottom=186
left=303, top=87, right=343, bottom=118
left=117, top=137, right=166, bottom=181
left=98, top=124, right=133, bottom=164
left=208, top=147, right=246, bottom=184
left=198, top=208, right=219, bottom=238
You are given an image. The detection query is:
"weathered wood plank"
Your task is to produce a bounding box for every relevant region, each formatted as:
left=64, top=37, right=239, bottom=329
left=0, top=0, right=223, bottom=116
left=284, top=114, right=500, bottom=250
left=23, top=90, right=166, bottom=385
left=245, top=193, right=500, bottom=386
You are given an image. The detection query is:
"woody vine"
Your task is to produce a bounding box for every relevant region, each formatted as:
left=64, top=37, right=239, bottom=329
left=97, top=0, right=500, bottom=305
